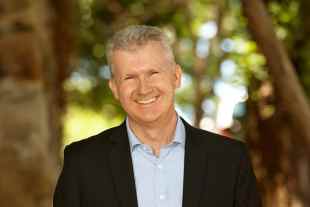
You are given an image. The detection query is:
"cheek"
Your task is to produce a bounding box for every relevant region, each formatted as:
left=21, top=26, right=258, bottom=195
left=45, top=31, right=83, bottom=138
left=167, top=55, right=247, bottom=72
left=118, top=84, right=135, bottom=100
left=161, top=77, right=178, bottom=91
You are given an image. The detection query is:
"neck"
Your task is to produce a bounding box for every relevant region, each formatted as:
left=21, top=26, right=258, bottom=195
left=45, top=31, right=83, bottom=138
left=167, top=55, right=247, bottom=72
left=128, top=112, right=178, bottom=156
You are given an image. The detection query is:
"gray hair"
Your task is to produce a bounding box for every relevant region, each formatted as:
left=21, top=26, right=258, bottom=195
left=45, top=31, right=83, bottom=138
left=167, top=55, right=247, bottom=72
left=106, top=25, right=175, bottom=75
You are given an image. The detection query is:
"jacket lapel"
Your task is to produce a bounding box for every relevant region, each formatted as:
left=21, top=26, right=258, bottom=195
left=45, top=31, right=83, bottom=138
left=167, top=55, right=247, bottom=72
left=182, top=120, right=209, bottom=207
left=108, top=122, right=138, bottom=207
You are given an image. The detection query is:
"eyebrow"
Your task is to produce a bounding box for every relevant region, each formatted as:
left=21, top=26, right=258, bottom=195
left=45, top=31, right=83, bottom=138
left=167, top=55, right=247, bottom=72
left=124, top=72, right=138, bottom=77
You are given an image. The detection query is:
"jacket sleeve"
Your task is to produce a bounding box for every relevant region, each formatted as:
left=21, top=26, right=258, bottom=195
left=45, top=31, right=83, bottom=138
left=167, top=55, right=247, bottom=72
left=234, top=144, right=262, bottom=207
left=53, top=146, right=81, bottom=207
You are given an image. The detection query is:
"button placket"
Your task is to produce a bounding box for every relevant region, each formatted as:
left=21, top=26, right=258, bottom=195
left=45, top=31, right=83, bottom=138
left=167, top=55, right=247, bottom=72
left=157, top=158, right=168, bottom=206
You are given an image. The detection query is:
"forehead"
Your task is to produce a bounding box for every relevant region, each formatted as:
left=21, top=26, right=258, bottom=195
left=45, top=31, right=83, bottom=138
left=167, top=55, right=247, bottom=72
left=111, top=41, right=172, bottom=73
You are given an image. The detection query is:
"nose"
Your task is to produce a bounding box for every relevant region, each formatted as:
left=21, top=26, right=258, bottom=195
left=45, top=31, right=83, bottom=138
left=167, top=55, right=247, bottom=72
left=137, top=78, right=152, bottom=95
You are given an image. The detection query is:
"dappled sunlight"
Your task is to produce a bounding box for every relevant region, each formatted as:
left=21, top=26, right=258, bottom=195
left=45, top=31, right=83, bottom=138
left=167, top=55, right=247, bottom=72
left=63, top=105, right=122, bottom=146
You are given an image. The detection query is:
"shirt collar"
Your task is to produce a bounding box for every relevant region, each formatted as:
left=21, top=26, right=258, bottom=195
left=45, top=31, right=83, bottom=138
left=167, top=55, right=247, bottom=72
left=126, top=115, right=186, bottom=152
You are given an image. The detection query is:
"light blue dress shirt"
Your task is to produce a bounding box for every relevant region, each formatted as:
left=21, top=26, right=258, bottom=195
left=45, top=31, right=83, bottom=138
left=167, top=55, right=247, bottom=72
left=126, top=116, right=186, bottom=207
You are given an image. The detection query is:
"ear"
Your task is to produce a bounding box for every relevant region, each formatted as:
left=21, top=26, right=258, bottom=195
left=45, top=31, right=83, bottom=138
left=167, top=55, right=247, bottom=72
left=174, top=64, right=182, bottom=88
left=108, top=79, right=119, bottom=100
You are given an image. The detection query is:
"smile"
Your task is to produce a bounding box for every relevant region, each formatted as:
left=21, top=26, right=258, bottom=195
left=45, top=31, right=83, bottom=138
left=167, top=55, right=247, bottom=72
left=136, top=96, right=158, bottom=105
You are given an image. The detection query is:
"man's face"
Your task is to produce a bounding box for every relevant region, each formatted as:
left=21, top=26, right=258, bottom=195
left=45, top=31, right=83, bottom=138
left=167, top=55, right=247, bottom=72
left=109, top=41, right=182, bottom=125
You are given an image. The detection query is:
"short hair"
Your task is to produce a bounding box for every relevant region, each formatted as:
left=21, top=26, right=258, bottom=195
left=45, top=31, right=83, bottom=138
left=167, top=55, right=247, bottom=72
left=106, top=25, right=175, bottom=75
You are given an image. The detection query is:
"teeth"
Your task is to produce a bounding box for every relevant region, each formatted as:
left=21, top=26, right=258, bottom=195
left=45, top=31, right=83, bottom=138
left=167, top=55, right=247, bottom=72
left=137, top=97, right=156, bottom=104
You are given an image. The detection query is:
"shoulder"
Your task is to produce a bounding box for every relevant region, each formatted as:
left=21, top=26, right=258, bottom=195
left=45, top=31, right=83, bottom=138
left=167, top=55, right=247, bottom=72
left=186, top=123, right=248, bottom=158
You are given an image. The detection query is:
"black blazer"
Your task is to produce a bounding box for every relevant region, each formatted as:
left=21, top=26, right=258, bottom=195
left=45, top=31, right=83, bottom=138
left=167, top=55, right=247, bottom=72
left=53, top=119, right=261, bottom=207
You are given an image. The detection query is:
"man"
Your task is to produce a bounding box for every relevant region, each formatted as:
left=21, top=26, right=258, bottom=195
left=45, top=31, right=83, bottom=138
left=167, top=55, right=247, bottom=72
left=53, top=25, right=262, bottom=207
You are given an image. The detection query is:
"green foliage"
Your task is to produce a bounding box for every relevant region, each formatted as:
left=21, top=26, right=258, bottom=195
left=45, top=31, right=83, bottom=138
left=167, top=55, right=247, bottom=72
left=64, top=0, right=309, bottom=141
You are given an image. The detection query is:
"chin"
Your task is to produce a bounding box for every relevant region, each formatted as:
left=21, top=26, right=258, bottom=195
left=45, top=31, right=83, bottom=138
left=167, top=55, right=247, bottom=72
left=135, top=114, right=161, bottom=123
left=130, top=108, right=174, bottom=124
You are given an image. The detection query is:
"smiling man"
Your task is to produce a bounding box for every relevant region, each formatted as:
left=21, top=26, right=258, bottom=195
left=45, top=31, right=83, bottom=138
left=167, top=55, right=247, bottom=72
left=53, top=25, right=262, bottom=207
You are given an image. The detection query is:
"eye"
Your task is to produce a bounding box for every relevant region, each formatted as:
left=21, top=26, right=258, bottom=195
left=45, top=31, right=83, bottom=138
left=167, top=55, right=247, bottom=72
left=124, top=76, right=134, bottom=80
left=150, top=71, right=159, bottom=76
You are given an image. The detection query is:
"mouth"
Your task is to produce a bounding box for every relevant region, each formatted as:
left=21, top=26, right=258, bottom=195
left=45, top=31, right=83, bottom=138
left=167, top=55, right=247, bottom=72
left=136, top=96, right=159, bottom=105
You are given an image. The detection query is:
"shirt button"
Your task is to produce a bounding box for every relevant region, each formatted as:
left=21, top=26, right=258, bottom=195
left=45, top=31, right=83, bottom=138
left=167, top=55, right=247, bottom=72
left=159, top=194, right=166, bottom=200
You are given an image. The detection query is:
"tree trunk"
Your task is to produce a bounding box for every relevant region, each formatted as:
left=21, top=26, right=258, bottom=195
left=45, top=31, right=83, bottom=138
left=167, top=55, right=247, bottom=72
left=0, top=0, right=75, bottom=206
left=241, top=0, right=310, bottom=206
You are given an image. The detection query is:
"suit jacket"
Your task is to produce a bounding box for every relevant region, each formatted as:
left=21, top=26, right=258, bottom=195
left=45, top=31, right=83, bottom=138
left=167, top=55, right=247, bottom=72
left=53, top=119, right=262, bottom=207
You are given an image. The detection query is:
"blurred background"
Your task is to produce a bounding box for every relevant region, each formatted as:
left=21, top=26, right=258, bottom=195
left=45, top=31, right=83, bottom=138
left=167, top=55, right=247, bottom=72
left=0, top=0, right=309, bottom=206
